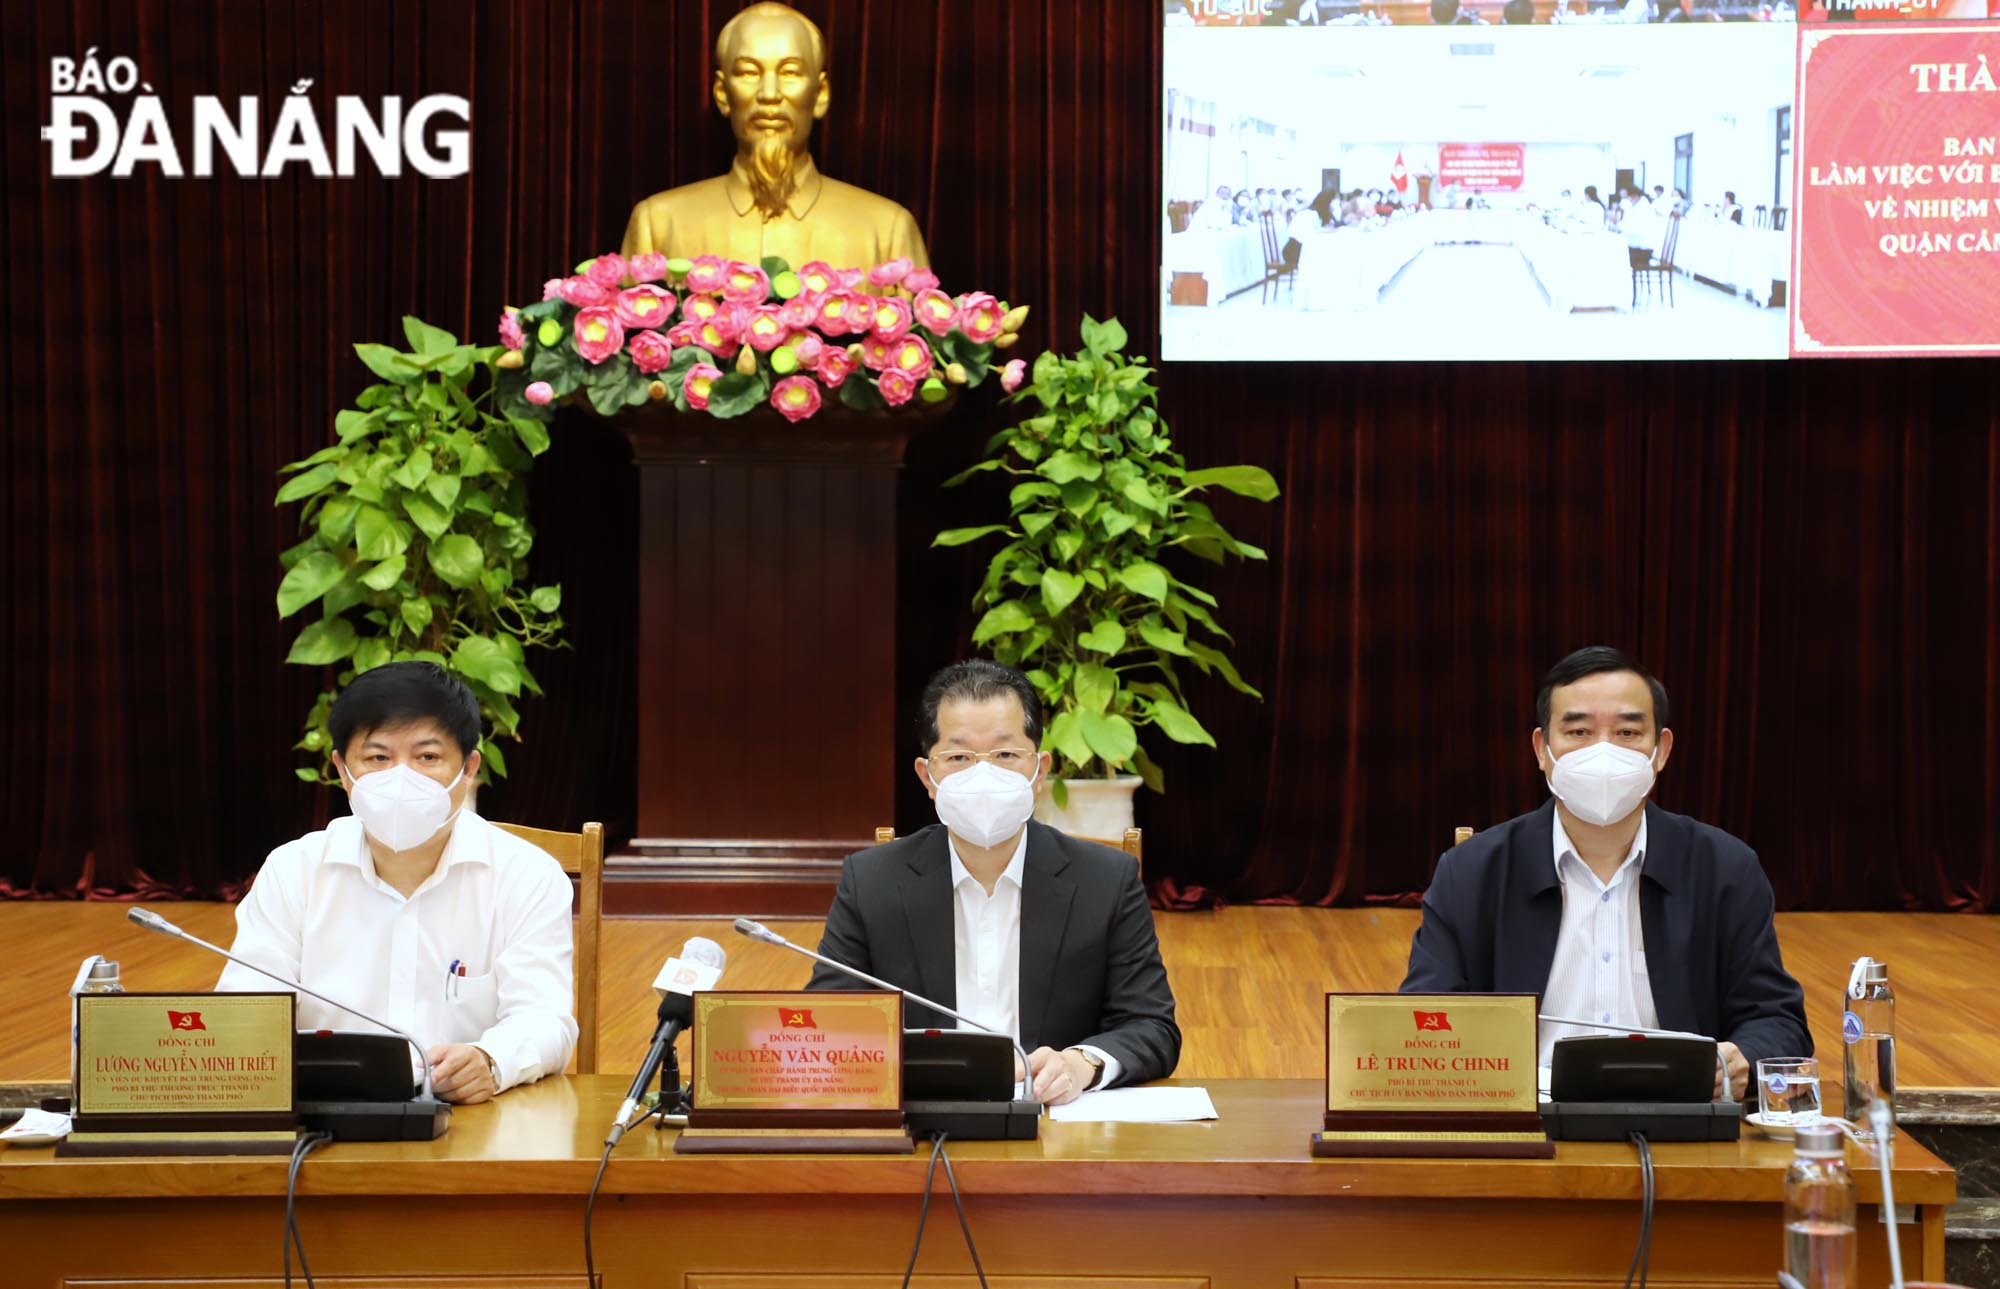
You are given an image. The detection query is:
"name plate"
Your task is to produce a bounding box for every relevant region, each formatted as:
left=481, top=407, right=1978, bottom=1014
left=1314, top=993, right=1551, bottom=1159
left=61, top=992, right=297, bottom=1157
left=678, top=991, right=910, bottom=1154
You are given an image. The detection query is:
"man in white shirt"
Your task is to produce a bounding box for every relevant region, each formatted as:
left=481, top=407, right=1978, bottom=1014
left=1401, top=646, right=1809, bottom=1100
left=807, top=660, right=1180, bottom=1106
left=219, top=662, right=577, bottom=1103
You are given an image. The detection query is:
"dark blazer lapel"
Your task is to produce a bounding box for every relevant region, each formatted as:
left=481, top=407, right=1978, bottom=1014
left=1637, top=803, right=1697, bottom=1033
left=1502, top=799, right=1564, bottom=996
left=1017, top=822, right=1076, bottom=1048
left=899, top=828, right=958, bottom=1014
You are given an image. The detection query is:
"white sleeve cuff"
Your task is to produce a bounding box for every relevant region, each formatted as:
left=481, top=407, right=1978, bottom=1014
left=1073, top=1044, right=1122, bottom=1090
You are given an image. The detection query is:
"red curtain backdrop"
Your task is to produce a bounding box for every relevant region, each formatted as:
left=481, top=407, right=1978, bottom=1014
left=4, top=2, right=1996, bottom=911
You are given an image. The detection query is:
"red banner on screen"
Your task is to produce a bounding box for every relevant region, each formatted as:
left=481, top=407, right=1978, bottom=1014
left=1791, top=23, right=2000, bottom=356
left=1437, top=144, right=1525, bottom=192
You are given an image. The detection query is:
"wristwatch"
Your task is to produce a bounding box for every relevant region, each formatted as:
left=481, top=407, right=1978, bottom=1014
left=1072, top=1048, right=1106, bottom=1091
left=473, top=1045, right=500, bottom=1089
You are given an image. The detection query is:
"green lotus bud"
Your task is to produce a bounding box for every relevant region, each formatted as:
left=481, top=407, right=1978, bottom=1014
left=771, top=347, right=800, bottom=376
left=919, top=376, right=948, bottom=404
left=495, top=349, right=525, bottom=370
left=945, top=362, right=968, bottom=386
left=993, top=331, right=1020, bottom=350
left=999, top=304, right=1031, bottom=333
left=648, top=379, right=668, bottom=402
left=773, top=270, right=803, bottom=300
left=537, top=319, right=563, bottom=348
left=666, top=257, right=693, bottom=282
left=736, top=345, right=760, bottom=377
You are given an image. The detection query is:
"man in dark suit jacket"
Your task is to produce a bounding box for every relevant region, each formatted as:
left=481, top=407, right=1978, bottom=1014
left=1402, top=647, right=1810, bottom=1099
left=809, top=660, right=1180, bottom=1105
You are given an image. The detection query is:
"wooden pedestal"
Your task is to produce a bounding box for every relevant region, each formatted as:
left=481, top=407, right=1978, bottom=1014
left=612, top=401, right=948, bottom=913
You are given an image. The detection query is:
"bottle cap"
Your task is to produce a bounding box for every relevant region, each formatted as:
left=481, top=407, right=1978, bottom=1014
left=87, top=960, right=120, bottom=982
left=1794, top=1122, right=1845, bottom=1158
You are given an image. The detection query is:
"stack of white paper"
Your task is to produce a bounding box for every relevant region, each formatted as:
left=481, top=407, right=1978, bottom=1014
left=1046, top=1086, right=1218, bottom=1124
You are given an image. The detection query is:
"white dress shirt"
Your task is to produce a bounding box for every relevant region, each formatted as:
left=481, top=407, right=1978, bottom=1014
left=1539, top=812, right=1658, bottom=1066
left=217, top=811, right=578, bottom=1092
left=946, top=831, right=1122, bottom=1089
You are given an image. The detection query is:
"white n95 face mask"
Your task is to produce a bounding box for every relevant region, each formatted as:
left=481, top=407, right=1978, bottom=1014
left=1547, top=741, right=1657, bottom=828
left=346, top=763, right=466, bottom=852
left=929, top=760, right=1038, bottom=848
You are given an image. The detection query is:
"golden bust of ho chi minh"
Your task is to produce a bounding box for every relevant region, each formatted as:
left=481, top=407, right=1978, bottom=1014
left=620, top=2, right=929, bottom=270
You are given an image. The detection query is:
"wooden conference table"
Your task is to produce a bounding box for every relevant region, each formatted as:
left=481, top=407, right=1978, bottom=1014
left=0, top=1077, right=1955, bottom=1287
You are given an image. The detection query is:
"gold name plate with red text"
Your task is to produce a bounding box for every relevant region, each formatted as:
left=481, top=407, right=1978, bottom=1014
left=60, top=991, right=297, bottom=1157
left=1312, top=992, right=1552, bottom=1159
left=676, top=990, right=911, bottom=1154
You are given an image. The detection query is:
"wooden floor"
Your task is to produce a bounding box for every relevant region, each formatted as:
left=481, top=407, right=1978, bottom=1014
left=2, top=902, right=1994, bottom=1086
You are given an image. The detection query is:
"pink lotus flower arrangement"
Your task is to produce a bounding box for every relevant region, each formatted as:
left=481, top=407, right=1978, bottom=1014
left=499, top=252, right=1028, bottom=423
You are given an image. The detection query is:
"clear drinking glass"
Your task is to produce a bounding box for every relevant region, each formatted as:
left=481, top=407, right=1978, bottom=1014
left=1758, top=1056, right=1823, bottom=1126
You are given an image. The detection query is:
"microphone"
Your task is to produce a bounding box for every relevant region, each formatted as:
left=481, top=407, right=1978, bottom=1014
left=732, top=917, right=1039, bottom=1108
left=128, top=906, right=438, bottom=1102
left=1539, top=1012, right=1734, bottom=1103
left=606, top=937, right=726, bottom=1147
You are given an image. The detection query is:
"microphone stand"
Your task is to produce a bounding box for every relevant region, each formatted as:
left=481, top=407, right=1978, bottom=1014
left=129, top=907, right=437, bottom=1102
left=734, top=918, right=1040, bottom=1110
left=1540, top=1013, right=1734, bottom=1102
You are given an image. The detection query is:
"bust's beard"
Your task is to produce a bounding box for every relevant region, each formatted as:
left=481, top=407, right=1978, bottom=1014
left=749, top=136, right=799, bottom=222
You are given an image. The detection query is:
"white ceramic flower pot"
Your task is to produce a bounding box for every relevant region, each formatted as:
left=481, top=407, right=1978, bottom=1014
left=1034, top=775, right=1142, bottom=842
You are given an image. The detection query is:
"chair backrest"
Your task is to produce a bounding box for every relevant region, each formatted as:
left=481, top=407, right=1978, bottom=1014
left=875, top=826, right=1143, bottom=872
left=492, top=820, right=603, bottom=1075
left=1257, top=210, right=1282, bottom=263
left=1658, top=211, right=1681, bottom=265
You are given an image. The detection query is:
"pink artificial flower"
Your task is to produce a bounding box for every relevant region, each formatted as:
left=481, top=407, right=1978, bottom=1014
left=498, top=309, right=527, bottom=351
left=1000, top=358, right=1027, bottom=393
left=779, top=297, right=816, bottom=330
left=837, top=267, right=866, bottom=290
left=666, top=320, right=701, bottom=348
left=859, top=335, right=895, bottom=371
left=814, top=293, right=853, bottom=335
left=886, top=334, right=934, bottom=381
left=628, top=329, right=674, bottom=374
left=572, top=306, right=625, bottom=365
left=693, top=316, right=741, bottom=359
left=867, top=256, right=914, bottom=288
left=869, top=295, right=915, bottom=342
left=524, top=381, right=555, bottom=405
left=912, top=289, right=959, bottom=337
left=877, top=368, right=917, bottom=406
left=958, top=292, right=1006, bottom=343
left=686, top=255, right=729, bottom=294
left=798, top=260, right=839, bottom=298
left=628, top=251, right=671, bottom=283
left=743, top=306, right=789, bottom=353
left=684, top=363, right=723, bottom=410
left=542, top=277, right=565, bottom=302
left=770, top=375, right=823, bottom=423
left=615, top=285, right=676, bottom=330
left=683, top=294, right=722, bottom=325
left=586, top=254, right=629, bottom=289
left=815, top=346, right=856, bottom=388
left=793, top=334, right=825, bottom=365
left=721, top=262, right=772, bottom=304
left=905, top=267, right=940, bottom=294
left=560, top=276, right=612, bottom=308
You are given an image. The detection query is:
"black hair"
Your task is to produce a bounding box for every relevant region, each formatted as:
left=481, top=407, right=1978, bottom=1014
left=1430, top=0, right=1460, bottom=20
left=1503, top=0, right=1534, bottom=21
left=916, top=659, right=1043, bottom=754
left=1535, top=646, right=1670, bottom=734
left=329, top=661, right=484, bottom=761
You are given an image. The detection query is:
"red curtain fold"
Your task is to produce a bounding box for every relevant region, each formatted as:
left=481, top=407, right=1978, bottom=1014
left=4, top=2, right=1997, bottom=911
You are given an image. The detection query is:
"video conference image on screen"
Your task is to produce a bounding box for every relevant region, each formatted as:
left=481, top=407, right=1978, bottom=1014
left=1163, top=24, right=1800, bottom=361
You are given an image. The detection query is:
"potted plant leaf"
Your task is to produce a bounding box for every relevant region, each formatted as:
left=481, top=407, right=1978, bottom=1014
left=934, top=316, right=1276, bottom=837
left=274, top=316, right=566, bottom=785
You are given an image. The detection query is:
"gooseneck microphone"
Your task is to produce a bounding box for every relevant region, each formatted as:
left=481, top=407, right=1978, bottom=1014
left=127, top=905, right=438, bottom=1101
left=732, top=917, right=1040, bottom=1108
left=606, top=937, right=727, bottom=1147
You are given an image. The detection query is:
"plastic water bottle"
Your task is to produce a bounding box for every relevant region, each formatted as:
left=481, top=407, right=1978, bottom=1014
left=1784, top=1122, right=1857, bottom=1289
left=67, top=956, right=123, bottom=1099
left=1842, top=957, right=1895, bottom=1142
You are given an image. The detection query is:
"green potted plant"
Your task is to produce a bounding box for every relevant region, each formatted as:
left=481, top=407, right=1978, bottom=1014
left=934, top=316, right=1276, bottom=837
left=274, top=317, right=566, bottom=785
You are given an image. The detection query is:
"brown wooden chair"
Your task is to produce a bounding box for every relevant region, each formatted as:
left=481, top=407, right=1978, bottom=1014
left=493, top=820, right=603, bottom=1074
left=875, top=825, right=1143, bottom=873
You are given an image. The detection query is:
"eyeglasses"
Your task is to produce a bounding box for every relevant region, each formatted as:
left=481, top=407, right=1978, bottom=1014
left=926, top=748, right=1039, bottom=776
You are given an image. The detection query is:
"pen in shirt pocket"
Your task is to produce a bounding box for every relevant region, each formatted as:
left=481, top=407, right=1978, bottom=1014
left=446, top=958, right=466, bottom=1001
